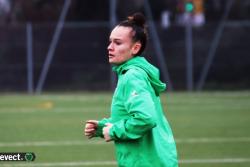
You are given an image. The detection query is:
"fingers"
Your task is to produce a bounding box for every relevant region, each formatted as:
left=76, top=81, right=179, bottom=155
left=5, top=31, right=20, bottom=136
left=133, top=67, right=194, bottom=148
left=85, top=128, right=95, bottom=133
left=84, top=128, right=95, bottom=138
left=103, top=123, right=113, bottom=142
left=86, top=120, right=98, bottom=126
left=83, top=120, right=114, bottom=142
left=85, top=123, right=96, bottom=129
left=84, top=120, right=98, bottom=139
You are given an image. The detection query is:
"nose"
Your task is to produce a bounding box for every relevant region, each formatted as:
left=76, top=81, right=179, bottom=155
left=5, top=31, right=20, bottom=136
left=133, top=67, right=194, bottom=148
left=107, top=42, right=113, bottom=51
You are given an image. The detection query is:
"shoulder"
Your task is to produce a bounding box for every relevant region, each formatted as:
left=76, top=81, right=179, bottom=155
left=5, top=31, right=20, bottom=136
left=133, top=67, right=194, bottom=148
left=123, top=67, right=148, bottom=81
left=120, top=68, right=150, bottom=89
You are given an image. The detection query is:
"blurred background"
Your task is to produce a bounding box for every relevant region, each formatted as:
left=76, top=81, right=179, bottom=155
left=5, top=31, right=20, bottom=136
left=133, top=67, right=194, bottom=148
left=1, top=1, right=250, bottom=166
left=0, top=0, right=250, bottom=93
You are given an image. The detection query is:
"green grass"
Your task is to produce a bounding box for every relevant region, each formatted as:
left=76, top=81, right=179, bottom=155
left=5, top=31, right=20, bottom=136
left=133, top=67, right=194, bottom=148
left=0, top=91, right=250, bottom=167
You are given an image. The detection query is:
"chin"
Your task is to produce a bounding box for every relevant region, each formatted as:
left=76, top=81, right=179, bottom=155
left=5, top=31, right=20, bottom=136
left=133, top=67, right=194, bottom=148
left=109, top=59, right=116, bottom=64
left=110, top=62, right=117, bottom=65
left=109, top=61, right=119, bottom=65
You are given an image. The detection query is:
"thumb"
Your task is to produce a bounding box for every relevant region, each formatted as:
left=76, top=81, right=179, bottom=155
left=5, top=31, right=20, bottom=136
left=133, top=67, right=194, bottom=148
left=86, top=120, right=98, bottom=125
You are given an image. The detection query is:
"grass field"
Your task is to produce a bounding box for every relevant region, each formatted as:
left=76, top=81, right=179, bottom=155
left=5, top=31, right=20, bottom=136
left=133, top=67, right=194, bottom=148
left=0, top=91, right=250, bottom=167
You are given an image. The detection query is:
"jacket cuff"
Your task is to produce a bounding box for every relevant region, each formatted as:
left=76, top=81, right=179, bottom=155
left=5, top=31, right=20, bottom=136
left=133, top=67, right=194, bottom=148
left=95, top=120, right=106, bottom=137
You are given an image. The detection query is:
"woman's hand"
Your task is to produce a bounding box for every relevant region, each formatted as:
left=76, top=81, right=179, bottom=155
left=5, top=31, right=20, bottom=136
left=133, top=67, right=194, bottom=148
left=84, top=120, right=98, bottom=139
left=103, top=123, right=113, bottom=142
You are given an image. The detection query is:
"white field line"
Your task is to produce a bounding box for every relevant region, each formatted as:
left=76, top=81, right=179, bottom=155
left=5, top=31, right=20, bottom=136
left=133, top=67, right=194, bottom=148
left=0, top=140, right=106, bottom=147
left=0, top=137, right=250, bottom=147
left=1, top=158, right=250, bottom=166
left=180, top=158, right=250, bottom=164
left=0, top=107, right=105, bottom=113
left=0, top=161, right=117, bottom=167
left=175, top=137, right=250, bottom=143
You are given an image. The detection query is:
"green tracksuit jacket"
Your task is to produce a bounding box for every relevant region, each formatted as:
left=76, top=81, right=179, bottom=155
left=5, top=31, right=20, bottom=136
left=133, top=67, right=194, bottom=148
left=96, top=56, right=178, bottom=167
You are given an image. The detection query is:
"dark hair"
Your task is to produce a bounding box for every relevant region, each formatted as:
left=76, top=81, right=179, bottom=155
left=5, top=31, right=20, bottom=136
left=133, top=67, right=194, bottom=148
left=118, top=12, right=148, bottom=56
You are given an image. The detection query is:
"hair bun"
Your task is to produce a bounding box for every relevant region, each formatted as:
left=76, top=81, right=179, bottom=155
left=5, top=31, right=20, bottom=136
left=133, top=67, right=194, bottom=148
left=127, top=12, right=146, bottom=27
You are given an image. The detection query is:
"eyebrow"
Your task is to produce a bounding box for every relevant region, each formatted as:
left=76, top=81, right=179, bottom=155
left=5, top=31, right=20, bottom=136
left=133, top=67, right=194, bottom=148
left=109, top=38, right=123, bottom=42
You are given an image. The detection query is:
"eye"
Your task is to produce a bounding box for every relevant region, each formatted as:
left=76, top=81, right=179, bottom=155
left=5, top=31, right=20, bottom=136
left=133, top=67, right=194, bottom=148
left=114, top=41, right=121, bottom=45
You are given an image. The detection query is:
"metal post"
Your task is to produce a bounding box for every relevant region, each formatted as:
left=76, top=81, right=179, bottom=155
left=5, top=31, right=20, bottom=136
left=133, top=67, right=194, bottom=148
left=196, top=0, right=234, bottom=91
left=109, top=0, right=117, bottom=90
left=36, top=0, right=71, bottom=94
left=144, top=0, right=173, bottom=90
left=185, top=21, right=193, bottom=91
left=26, top=22, right=33, bottom=94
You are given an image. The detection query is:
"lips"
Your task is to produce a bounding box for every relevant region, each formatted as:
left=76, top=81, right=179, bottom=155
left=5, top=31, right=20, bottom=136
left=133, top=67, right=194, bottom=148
left=109, top=54, right=115, bottom=58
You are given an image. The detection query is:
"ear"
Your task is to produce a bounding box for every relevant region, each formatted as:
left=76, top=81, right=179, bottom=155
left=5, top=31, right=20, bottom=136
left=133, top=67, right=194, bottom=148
left=131, top=42, right=142, bottom=55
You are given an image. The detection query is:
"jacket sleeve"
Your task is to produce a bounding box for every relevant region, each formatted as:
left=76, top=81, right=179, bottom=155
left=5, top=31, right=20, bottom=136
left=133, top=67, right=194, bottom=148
left=109, top=70, right=157, bottom=140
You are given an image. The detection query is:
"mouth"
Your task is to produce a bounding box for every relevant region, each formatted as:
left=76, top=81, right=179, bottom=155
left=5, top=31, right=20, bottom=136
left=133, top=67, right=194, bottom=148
left=108, top=54, right=115, bottom=59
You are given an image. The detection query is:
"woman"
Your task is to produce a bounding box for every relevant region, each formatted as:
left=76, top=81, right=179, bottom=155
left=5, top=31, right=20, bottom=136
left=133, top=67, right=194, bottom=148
left=84, top=13, right=178, bottom=167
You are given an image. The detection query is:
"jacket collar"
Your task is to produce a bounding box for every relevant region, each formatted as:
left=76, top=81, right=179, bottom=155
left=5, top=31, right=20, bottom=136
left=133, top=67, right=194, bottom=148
left=112, top=56, right=143, bottom=75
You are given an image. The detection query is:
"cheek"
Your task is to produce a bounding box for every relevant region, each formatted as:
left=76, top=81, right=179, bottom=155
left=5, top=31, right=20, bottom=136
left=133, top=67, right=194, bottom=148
left=117, top=51, right=130, bottom=62
left=117, top=46, right=132, bottom=57
left=116, top=46, right=128, bottom=54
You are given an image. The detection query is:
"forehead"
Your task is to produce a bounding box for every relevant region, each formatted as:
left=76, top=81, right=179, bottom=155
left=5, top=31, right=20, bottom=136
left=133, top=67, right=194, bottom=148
left=110, top=26, right=133, bottom=40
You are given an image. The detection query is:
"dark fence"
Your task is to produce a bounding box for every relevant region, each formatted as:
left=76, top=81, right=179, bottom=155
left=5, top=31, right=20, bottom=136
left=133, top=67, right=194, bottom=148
left=0, top=22, right=249, bottom=92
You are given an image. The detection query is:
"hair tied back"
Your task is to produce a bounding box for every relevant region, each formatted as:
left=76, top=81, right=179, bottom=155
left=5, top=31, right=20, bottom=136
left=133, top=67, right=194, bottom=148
left=127, top=12, right=146, bottom=28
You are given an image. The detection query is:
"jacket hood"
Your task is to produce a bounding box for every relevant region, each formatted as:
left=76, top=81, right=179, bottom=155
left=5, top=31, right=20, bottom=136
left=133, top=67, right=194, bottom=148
left=113, top=56, right=166, bottom=95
